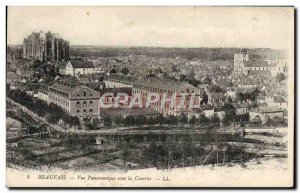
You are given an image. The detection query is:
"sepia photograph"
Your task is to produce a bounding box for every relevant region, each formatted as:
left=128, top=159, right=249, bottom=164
left=5, top=6, right=294, bottom=187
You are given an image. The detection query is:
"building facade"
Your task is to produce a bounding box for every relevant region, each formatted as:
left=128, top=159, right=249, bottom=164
left=104, top=74, right=138, bottom=88
left=133, top=79, right=201, bottom=116
left=249, top=106, right=285, bottom=124
left=65, top=60, right=95, bottom=77
left=233, top=49, right=287, bottom=76
left=48, top=83, right=100, bottom=120
left=23, top=31, right=69, bottom=62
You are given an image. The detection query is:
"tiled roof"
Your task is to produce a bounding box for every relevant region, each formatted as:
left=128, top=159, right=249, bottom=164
left=248, top=70, right=271, bottom=76
left=7, top=72, right=22, bottom=80
left=249, top=106, right=285, bottom=113
left=135, top=78, right=196, bottom=91
left=70, top=60, right=94, bottom=68
left=232, top=102, right=251, bottom=109
left=273, top=96, right=286, bottom=103
left=106, top=74, right=138, bottom=85
left=49, top=82, right=81, bottom=93
left=244, top=60, right=275, bottom=67
left=211, top=93, right=224, bottom=100
left=100, top=87, right=132, bottom=97
left=238, top=78, right=260, bottom=85
left=38, top=84, right=49, bottom=94
left=200, top=104, right=214, bottom=110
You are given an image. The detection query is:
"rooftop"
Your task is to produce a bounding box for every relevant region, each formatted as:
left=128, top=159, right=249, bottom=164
left=49, top=82, right=81, bottom=93
left=244, top=60, right=276, bottom=68
left=7, top=72, right=22, bottom=80
left=249, top=106, right=285, bottom=113
left=106, top=74, right=138, bottom=85
left=135, top=78, right=196, bottom=91
left=69, top=60, right=95, bottom=68
left=273, top=96, right=286, bottom=103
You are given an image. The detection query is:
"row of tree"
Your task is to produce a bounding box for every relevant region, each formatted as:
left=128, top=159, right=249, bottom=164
left=101, top=113, right=222, bottom=128
left=7, top=87, right=80, bottom=130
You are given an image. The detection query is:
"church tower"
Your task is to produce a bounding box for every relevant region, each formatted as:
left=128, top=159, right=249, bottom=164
left=234, top=49, right=249, bottom=73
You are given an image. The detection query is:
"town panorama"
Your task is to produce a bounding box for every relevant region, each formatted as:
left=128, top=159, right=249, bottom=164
left=7, top=30, right=289, bottom=172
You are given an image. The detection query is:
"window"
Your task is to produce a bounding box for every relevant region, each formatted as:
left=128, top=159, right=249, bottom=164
left=83, top=109, right=87, bottom=115
left=77, top=101, right=80, bottom=107
left=83, top=101, right=87, bottom=107
left=77, top=109, right=80, bottom=113
left=90, top=93, right=93, bottom=97
left=89, top=101, right=93, bottom=106
left=83, top=91, right=87, bottom=97
left=77, top=94, right=80, bottom=98
left=89, top=109, right=93, bottom=115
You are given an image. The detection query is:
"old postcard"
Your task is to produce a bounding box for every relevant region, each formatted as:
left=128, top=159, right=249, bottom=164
left=6, top=6, right=294, bottom=187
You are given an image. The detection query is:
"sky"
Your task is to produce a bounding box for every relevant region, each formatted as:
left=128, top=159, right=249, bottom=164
left=7, top=6, right=294, bottom=49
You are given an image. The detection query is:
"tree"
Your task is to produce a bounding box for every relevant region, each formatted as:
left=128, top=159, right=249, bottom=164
left=180, top=74, right=187, bottom=81
left=221, top=103, right=235, bottom=111
left=104, top=116, right=112, bottom=127
left=70, top=116, right=80, bottom=127
left=46, top=114, right=59, bottom=125
left=223, top=110, right=237, bottom=126
left=211, top=115, right=220, bottom=126
left=276, top=73, right=285, bottom=83
left=121, top=67, right=130, bottom=75
left=199, top=114, right=209, bottom=125
left=201, top=91, right=208, bottom=105
left=190, top=116, right=197, bottom=125
left=180, top=115, right=188, bottom=125
left=156, top=115, right=164, bottom=126
left=168, top=116, right=178, bottom=125
left=124, top=115, right=135, bottom=126
left=110, top=69, right=117, bottom=74
left=32, top=59, right=41, bottom=76
left=115, top=115, right=124, bottom=127
left=92, top=117, right=100, bottom=128
left=147, top=117, right=156, bottom=125
left=136, top=116, right=147, bottom=128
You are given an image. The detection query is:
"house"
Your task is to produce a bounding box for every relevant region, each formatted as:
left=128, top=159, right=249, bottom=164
left=238, top=78, right=260, bottom=89
left=232, top=102, right=250, bottom=115
left=21, top=78, right=27, bottom=84
left=95, top=137, right=108, bottom=145
left=48, top=83, right=100, bottom=121
left=37, top=84, right=49, bottom=103
left=7, top=72, right=22, bottom=84
left=16, top=68, right=33, bottom=77
left=226, top=89, right=237, bottom=100
left=208, top=92, right=225, bottom=105
left=187, top=108, right=202, bottom=120
left=65, top=60, right=95, bottom=77
left=265, top=96, right=288, bottom=109
left=200, top=104, right=215, bottom=118
left=214, top=107, right=225, bottom=120
left=249, top=106, right=285, bottom=124
left=9, top=82, right=17, bottom=90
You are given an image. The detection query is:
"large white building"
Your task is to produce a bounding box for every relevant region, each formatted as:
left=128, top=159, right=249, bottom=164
left=65, top=60, right=95, bottom=77
left=133, top=78, right=201, bottom=117
left=48, top=83, right=100, bottom=120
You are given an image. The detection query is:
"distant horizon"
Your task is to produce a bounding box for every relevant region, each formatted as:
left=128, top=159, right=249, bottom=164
left=7, top=43, right=285, bottom=51
left=7, top=7, right=293, bottom=50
